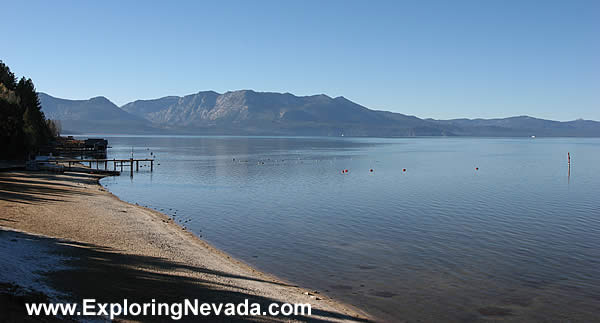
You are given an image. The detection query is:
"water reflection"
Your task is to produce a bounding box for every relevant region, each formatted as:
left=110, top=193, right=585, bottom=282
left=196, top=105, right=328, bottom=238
left=99, top=136, right=600, bottom=322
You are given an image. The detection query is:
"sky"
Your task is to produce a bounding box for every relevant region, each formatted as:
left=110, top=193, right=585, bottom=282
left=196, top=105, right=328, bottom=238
left=2, top=0, right=598, bottom=121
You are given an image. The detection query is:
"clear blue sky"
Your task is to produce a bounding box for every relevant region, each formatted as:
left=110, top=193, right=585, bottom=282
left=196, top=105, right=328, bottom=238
left=2, top=0, right=598, bottom=121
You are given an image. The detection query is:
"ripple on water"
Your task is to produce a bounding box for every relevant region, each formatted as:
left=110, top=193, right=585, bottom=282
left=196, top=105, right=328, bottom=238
left=100, top=136, right=600, bottom=322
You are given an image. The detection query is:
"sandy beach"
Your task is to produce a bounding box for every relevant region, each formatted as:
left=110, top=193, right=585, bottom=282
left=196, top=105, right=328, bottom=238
left=0, top=170, right=371, bottom=322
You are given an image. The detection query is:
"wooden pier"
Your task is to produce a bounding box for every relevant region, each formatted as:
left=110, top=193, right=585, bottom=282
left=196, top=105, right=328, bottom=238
left=44, top=158, right=154, bottom=176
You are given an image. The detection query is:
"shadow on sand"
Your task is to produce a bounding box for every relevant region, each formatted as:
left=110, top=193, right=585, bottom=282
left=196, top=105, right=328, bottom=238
left=0, top=171, right=371, bottom=322
left=2, top=229, right=370, bottom=322
left=0, top=171, right=99, bottom=205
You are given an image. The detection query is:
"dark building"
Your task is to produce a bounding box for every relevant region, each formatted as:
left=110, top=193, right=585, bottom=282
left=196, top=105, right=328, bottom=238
left=84, top=138, right=108, bottom=151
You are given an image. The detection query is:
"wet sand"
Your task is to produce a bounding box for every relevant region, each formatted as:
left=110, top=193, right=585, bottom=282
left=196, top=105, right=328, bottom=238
left=0, top=170, right=371, bottom=322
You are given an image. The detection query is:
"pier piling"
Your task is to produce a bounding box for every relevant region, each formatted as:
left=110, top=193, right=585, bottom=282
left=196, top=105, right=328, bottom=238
left=42, top=158, right=154, bottom=177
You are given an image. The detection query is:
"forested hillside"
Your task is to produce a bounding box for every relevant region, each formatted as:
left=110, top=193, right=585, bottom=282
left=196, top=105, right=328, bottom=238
left=0, top=60, right=59, bottom=160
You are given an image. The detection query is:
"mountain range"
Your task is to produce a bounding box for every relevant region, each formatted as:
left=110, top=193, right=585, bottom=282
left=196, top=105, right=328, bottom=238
left=38, top=91, right=600, bottom=137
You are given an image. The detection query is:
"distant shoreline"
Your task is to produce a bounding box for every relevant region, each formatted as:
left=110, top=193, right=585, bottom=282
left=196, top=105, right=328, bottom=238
left=0, top=170, right=370, bottom=322
left=63, top=133, right=600, bottom=139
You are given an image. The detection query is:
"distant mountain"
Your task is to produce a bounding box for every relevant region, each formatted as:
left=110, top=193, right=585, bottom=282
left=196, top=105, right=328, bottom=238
left=428, top=116, right=600, bottom=137
left=39, top=90, right=600, bottom=137
left=38, top=93, right=156, bottom=134
left=121, top=90, right=452, bottom=136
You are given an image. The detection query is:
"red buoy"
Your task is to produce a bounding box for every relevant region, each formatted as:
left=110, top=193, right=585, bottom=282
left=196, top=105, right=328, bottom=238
left=370, top=169, right=373, bottom=172
left=403, top=168, right=406, bottom=172
left=345, top=169, right=348, bottom=173
left=475, top=167, right=479, bottom=170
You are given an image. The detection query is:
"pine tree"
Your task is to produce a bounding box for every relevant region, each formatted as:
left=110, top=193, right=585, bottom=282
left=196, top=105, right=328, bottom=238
left=0, top=60, right=17, bottom=90
left=1, top=60, right=55, bottom=159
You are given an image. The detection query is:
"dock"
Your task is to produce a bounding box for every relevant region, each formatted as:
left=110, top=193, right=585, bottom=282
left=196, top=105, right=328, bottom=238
left=43, top=158, right=154, bottom=176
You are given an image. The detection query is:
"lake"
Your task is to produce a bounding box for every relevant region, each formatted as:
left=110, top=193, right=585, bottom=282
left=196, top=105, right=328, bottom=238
left=98, top=136, right=600, bottom=322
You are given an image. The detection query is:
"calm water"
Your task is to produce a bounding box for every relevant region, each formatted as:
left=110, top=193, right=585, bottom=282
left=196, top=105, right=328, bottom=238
left=98, top=136, right=600, bottom=322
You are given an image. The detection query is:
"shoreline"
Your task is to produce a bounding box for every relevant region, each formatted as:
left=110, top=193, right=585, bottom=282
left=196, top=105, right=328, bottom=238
left=0, top=170, right=372, bottom=322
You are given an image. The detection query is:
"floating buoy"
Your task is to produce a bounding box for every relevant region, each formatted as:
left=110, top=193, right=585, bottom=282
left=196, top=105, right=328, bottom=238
left=475, top=167, right=479, bottom=170
left=370, top=169, right=373, bottom=172
left=344, top=169, right=348, bottom=173
left=403, top=168, right=406, bottom=172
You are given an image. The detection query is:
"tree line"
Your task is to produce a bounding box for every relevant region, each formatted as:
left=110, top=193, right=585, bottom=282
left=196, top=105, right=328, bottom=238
left=1, top=60, right=60, bottom=160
